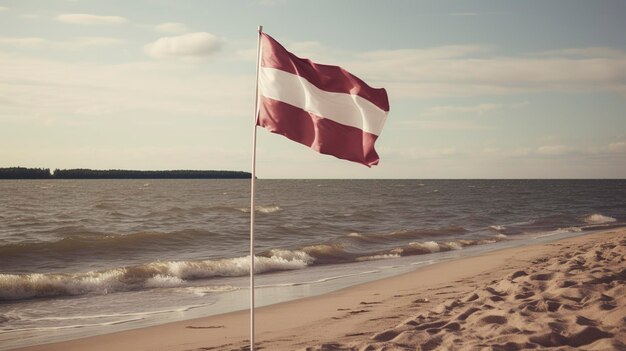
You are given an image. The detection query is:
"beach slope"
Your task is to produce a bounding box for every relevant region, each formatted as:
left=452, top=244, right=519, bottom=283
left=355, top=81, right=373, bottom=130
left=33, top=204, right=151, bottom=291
left=15, top=229, right=626, bottom=351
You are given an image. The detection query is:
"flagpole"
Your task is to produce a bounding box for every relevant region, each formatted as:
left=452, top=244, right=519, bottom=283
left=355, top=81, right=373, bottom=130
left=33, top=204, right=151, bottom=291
left=249, top=24, right=263, bottom=351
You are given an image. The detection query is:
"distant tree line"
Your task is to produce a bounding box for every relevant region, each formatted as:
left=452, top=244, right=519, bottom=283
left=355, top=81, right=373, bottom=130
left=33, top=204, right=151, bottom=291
left=0, top=167, right=251, bottom=179
left=0, top=167, right=52, bottom=179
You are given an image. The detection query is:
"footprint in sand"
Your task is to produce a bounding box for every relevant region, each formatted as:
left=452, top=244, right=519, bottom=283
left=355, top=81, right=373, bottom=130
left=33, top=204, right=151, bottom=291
left=479, top=315, right=507, bottom=325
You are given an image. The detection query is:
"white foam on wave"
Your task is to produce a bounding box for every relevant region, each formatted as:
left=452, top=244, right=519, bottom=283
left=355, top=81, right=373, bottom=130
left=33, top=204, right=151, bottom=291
left=237, top=205, right=282, bottom=214
left=583, top=213, right=616, bottom=224
left=0, top=270, right=126, bottom=301
left=179, top=286, right=239, bottom=296
left=420, top=241, right=440, bottom=252
left=532, top=226, right=584, bottom=239
left=356, top=254, right=400, bottom=262
left=443, top=241, right=463, bottom=250
left=149, top=254, right=309, bottom=280
left=144, top=274, right=185, bottom=288
left=267, top=249, right=314, bottom=264
left=489, top=225, right=506, bottom=231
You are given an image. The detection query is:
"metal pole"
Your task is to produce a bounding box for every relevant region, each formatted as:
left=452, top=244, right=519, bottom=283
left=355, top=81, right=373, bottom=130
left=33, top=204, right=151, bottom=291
left=249, top=24, right=263, bottom=351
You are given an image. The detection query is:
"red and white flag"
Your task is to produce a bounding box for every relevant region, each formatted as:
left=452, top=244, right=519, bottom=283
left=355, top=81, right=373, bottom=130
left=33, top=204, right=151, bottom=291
left=256, top=33, right=389, bottom=167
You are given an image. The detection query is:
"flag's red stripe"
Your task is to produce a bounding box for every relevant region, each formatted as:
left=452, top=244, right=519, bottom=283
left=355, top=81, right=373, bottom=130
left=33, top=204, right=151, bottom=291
left=257, top=97, right=380, bottom=167
left=261, top=33, right=389, bottom=113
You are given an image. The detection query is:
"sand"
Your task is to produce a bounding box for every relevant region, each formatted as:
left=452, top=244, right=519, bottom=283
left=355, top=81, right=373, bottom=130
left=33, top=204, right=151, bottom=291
left=14, top=229, right=626, bottom=351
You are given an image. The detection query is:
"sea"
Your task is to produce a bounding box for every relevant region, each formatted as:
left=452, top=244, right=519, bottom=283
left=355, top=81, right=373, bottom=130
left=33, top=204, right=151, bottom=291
left=1, top=179, right=625, bottom=349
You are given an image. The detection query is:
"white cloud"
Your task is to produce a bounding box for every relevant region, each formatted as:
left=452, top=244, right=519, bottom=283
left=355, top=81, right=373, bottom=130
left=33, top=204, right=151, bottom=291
left=0, top=36, right=124, bottom=49
left=423, top=103, right=500, bottom=116
left=334, top=46, right=626, bottom=99
left=397, top=120, right=493, bottom=130
left=144, top=32, right=222, bottom=60
left=386, top=141, right=626, bottom=163
left=421, top=101, right=529, bottom=116
left=536, top=145, right=574, bottom=156
left=0, top=6, right=9, bottom=11
left=360, top=45, right=487, bottom=61
left=155, top=22, right=191, bottom=34
left=0, top=37, right=49, bottom=48
left=381, top=146, right=462, bottom=160
left=56, top=13, right=128, bottom=25
left=0, top=54, right=250, bottom=122
left=534, top=47, right=626, bottom=59
left=608, top=141, right=626, bottom=153
left=499, top=142, right=626, bottom=158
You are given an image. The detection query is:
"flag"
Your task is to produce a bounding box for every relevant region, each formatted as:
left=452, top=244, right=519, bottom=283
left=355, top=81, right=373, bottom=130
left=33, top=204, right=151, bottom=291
left=256, top=33, right=389, bottom=167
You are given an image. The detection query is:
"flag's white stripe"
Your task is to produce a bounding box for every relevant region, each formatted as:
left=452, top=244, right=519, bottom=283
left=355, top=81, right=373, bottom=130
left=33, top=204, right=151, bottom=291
left=259, top=67, right=387, bottom=136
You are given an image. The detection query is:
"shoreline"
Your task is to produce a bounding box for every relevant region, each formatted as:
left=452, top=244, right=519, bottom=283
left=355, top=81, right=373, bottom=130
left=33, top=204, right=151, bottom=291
left=13, top=227, right=626, bottom=351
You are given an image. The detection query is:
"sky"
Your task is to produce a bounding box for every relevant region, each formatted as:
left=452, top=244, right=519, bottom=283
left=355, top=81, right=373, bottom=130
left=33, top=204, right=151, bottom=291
left=1, top=0, right=625, bottom=178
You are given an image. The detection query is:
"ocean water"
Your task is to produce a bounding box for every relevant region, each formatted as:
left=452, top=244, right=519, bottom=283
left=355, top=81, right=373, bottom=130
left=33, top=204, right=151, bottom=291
left=0, top=179, right=624, bottom=349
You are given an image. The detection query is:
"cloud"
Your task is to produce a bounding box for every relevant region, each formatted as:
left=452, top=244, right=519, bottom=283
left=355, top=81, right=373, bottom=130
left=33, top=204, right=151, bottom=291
left=56, top=13, right=128, bottom=25
left=423, top=103, right=500, bottom=116
left=420, top=101, right=529, bottom=117
left=534, top=47, right=626, bottom=59
left=155, top=22, right=191, bottom=34
left=0, top=36, right=124, bottom=49
left=0, top=6, right=9, bottom=11
left=381, top=146, right=462, bottom=160
left=483, top=141, right=626, bottom=159
left=359, top=45, right=487, bottom=61
left=332, top=46, right=626, bottom=99
left=397, top=120, right=493, bottom=130
left=20, top=14, right=40, bottom=20
left=608, top=141, right=626, bottom=153
left=144, top=32, right=222, bottom=60
left=0, top=37, right=49, bottom=48
left=0, top=53, right=250, bottom=123
left=385, top=140, right=626, bottom=163
left=536, top=145, right=574, bottom=156
left=240, top=38, right=626, bottom=100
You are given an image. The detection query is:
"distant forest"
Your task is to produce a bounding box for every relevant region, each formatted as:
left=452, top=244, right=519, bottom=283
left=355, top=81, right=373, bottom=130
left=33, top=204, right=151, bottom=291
left=0, top=167, right=251, bottom=179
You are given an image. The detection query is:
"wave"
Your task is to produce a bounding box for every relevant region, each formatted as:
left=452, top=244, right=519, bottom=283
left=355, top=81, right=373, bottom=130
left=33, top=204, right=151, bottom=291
left=388, top=226, right=467, bottom=239
left=583, top=213, right=617, bottom=224
left=356, top=254, right=401, bottom=262
left=344, top=226, right=469, bottom=244
left=0, top=254, right=308, bottom=301
left=0, top=233, right=512, bottom=301
left=389, top=240, right=457, bottom=256
left=273, top=235, right=507, bottom=265
left=301, top=244, right=356, bottom=264
left=236, top=205, right=282, bottom=214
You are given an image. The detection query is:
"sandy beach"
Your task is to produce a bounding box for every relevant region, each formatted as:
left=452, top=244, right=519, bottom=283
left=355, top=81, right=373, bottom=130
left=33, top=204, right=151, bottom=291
left=13, top=228, right=626, bottom=351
